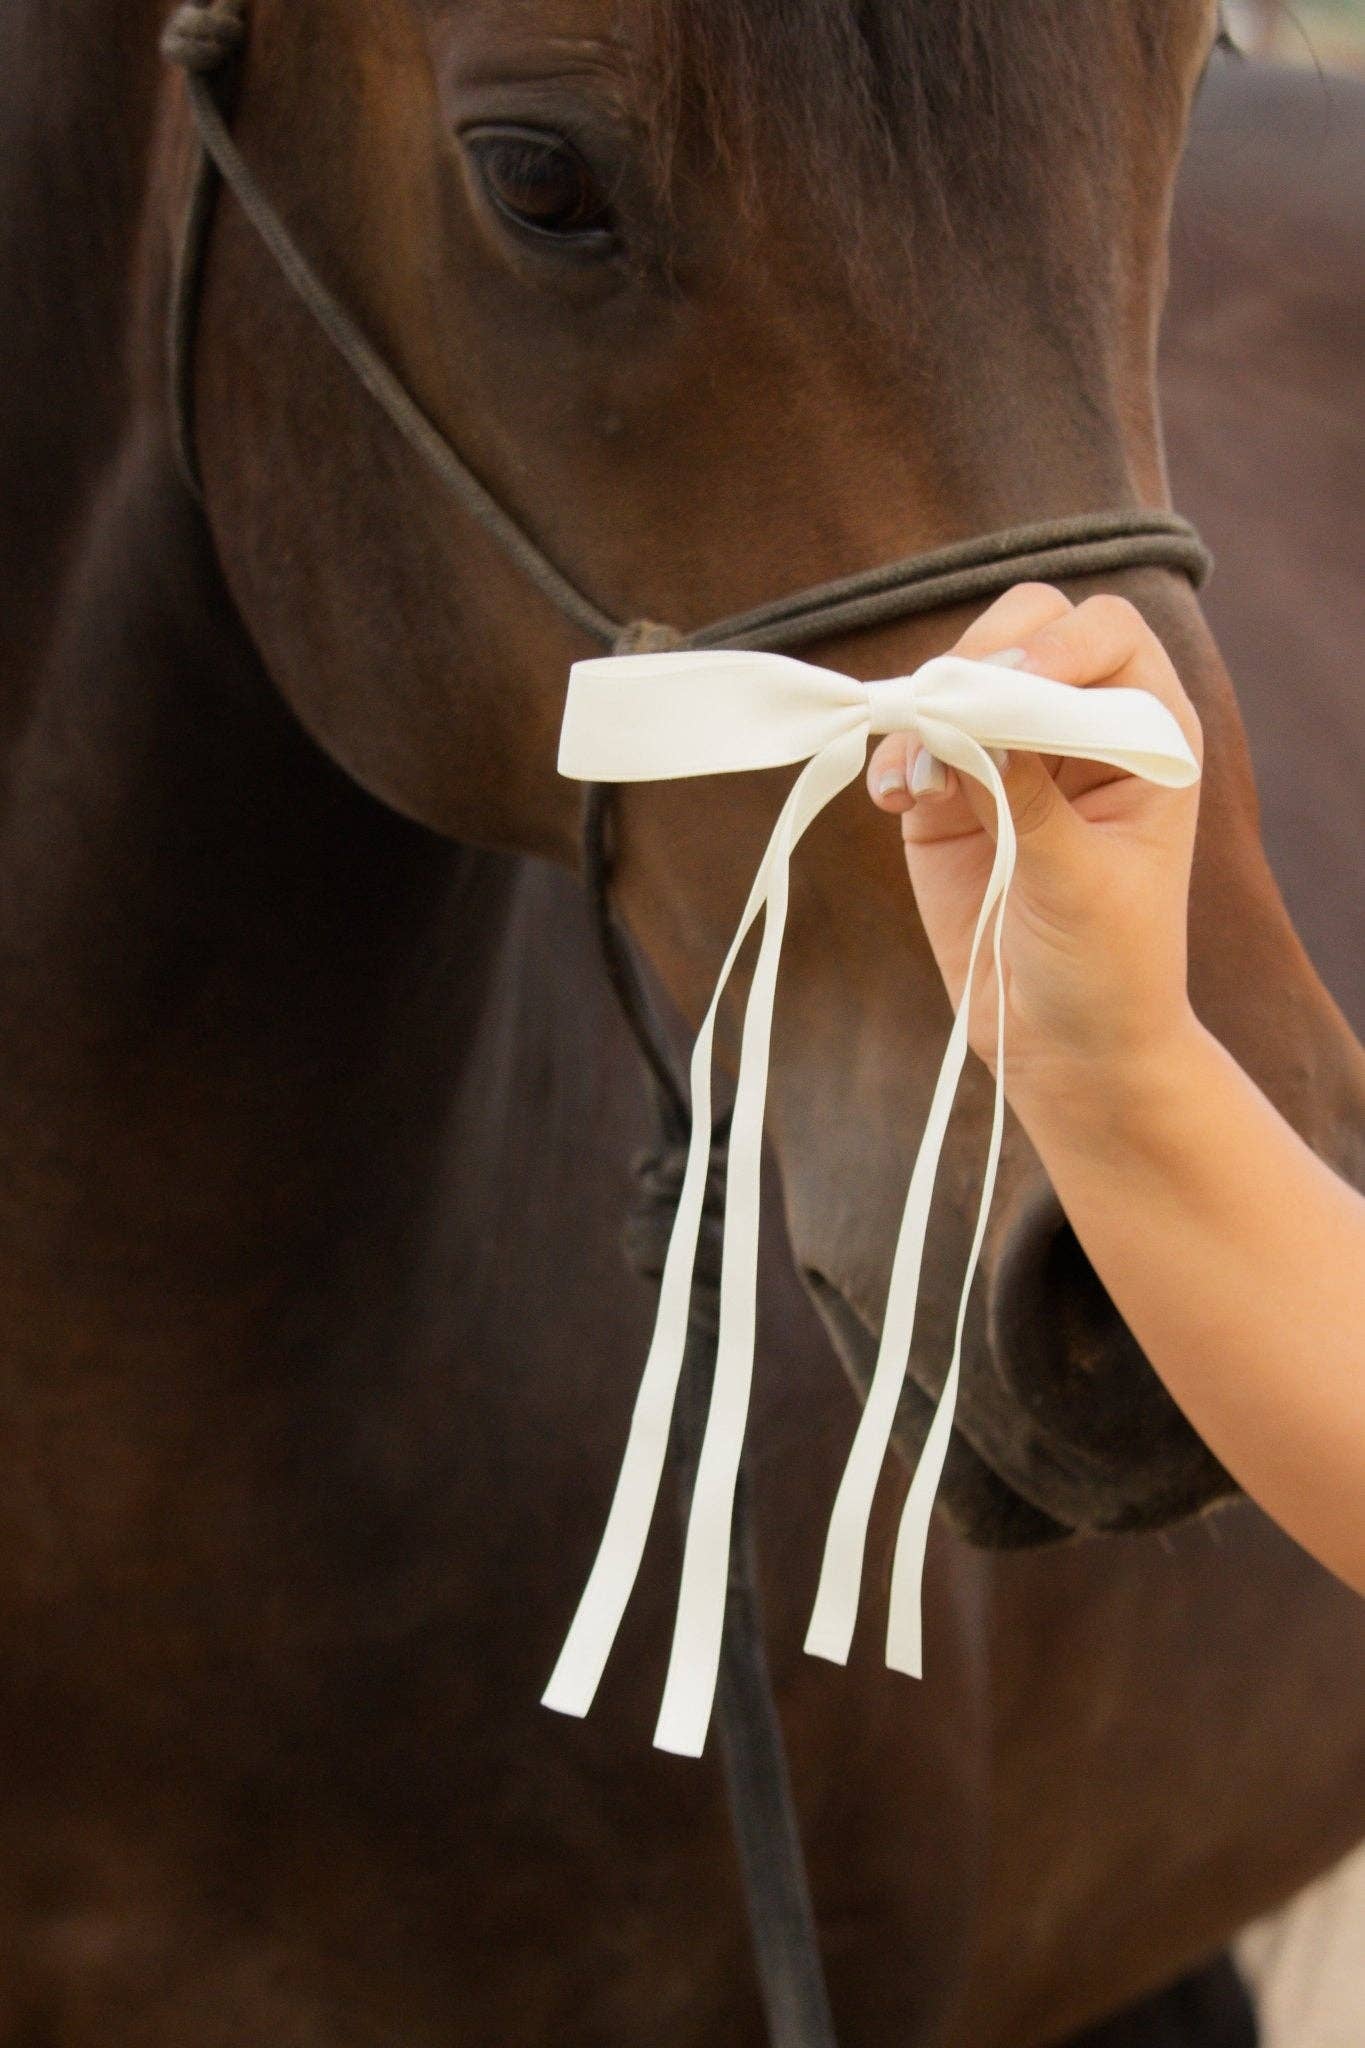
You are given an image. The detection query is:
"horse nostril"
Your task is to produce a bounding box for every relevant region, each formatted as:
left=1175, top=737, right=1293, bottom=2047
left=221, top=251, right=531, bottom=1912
left=988, top=1187, right=1229, bottom=1525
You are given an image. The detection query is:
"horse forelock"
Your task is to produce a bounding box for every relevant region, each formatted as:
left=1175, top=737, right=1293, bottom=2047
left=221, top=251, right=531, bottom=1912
left=633, top=0, right=1196, bottom=271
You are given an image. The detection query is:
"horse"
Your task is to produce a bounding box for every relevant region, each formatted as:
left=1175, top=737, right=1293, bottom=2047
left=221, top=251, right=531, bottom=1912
left=0, top=3, right=1361, bottom=2042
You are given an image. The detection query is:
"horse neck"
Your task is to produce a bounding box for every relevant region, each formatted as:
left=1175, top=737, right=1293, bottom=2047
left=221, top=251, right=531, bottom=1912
left=0, top=2, right=536, bottom=1376
left=6, top=428, right=533, bottom=1325
left=0, top=0, right=159, bottom=689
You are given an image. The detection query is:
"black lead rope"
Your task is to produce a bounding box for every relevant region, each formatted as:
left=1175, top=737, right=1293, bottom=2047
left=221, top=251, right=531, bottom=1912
left=159, top=8, right=1215, bottom=2042
left=583, top=787, right=837, bottom=2048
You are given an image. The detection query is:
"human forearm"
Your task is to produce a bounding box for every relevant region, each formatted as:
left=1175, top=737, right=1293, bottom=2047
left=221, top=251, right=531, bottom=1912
left=1010, top=1017, right=1365, bottom=1593
left=868, top=587, right=1365, bottom=1592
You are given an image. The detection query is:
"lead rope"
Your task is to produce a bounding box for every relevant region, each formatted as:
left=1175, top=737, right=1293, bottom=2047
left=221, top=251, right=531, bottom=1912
left=585, top=783, right=838, bottom=2048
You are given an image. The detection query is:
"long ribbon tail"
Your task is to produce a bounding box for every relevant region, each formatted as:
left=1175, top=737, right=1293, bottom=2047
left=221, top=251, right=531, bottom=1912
left=654, top=729, right=868, bottom=1757
left=545, top=650, right=1199, bottom=1740
left=804, top=734, right=1015, bottom=1671
left=885, top=739, right=1015, bottom=1676
left=541, top=778, right=803, bottom=1719
left=542, top=731, right=864, bottom=1734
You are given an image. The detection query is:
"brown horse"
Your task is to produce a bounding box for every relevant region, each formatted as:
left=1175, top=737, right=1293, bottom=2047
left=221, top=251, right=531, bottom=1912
left=0, top=3, right=1361, bottom=2043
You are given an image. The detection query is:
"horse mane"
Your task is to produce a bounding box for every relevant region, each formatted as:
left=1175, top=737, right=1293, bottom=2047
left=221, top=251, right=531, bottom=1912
left=640, top=0, right=1193, bottom=259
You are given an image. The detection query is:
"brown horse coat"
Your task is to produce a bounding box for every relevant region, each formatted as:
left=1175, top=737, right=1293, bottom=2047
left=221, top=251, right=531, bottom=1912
left=0, top=6, right=1361, bottom=2042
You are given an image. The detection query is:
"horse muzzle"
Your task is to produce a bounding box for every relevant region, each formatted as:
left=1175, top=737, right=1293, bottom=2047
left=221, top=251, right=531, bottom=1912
left=983, top=1183, right=1234, bottom=1532
left=802, top=1169, right=1238, bottom=1549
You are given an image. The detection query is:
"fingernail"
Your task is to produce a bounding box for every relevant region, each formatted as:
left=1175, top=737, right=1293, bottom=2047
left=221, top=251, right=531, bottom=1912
left=875, top=767, right=906, bottom=797
left=991, top=647, right=1028, bottom=668
left=987, top=747, right=1010, bottom=773
left=910, top=749, right=948, bottom=797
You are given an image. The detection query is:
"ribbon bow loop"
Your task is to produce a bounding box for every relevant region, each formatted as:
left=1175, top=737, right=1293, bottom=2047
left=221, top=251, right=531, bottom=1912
left=546, top=648, right=1198, bottom=1758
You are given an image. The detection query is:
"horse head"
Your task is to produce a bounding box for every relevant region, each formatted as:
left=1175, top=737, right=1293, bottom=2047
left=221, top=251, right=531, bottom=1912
left=165, top=0, right=1365, bottom=1549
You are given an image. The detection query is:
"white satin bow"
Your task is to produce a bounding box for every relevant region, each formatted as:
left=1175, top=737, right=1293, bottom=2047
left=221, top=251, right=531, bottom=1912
left=543, top=649, right=1199, bottom=1757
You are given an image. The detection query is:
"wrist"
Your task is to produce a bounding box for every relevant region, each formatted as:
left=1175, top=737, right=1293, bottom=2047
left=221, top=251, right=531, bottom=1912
left=1005, top=1006, right=1216, bottom=1162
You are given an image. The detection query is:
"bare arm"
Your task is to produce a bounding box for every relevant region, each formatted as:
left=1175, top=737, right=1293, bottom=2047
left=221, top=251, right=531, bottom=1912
left=1014, top=1016, right=1365, bottom=1594
left=867, top=582, right=1365, bottom=1594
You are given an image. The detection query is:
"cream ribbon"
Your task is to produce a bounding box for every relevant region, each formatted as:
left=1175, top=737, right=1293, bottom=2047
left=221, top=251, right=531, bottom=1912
left=542, top=649, right=1199, bottom=1757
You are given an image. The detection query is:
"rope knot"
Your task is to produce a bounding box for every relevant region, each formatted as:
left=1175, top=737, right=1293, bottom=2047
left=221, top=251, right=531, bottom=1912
left=612, top=619, right=684, bottom=658
left=625, top=1142, right=727, bottom=1333
left=161, top=0, right=247, bottom=75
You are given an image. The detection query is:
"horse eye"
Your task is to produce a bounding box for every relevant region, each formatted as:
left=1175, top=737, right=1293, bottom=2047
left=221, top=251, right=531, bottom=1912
left=465, top=126, right=614, bottom=249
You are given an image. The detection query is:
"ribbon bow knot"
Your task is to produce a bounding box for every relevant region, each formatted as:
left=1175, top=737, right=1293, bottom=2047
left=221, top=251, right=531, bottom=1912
left=545, top=649, right=1198, bottom=1757
left=863, top=672, right=929, bottom=733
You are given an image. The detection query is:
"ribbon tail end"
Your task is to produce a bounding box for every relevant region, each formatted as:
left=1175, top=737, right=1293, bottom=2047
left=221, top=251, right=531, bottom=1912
left=652, top=1703, right=709, bottom=1760
left=540, top=1670, right=595, bottom=1720
left=885, top=1581, right=925, bottom=1678
left=884, top=1630, right=924, bottom=1683
left=802, top=1614, right=855, bottom=1667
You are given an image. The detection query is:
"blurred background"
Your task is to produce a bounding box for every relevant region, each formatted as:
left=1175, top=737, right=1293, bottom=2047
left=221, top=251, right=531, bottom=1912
left=1187, top=8, right=1365, bottom=2043
left=1230, top=0, right=1365, bottom=63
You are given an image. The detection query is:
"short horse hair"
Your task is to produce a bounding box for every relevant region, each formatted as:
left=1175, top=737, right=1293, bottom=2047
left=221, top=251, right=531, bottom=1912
left=639, top=0, right=1198, bottom=256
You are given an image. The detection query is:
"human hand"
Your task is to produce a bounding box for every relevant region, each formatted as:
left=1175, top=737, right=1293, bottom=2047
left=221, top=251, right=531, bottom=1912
left=868, top=583, right=1204, bottom=1113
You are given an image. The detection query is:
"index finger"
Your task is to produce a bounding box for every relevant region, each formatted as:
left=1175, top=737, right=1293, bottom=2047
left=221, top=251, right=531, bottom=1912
left=1013, top=594, right=1204, bottom=764
left=953, top=581, right=1075, bottom=662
